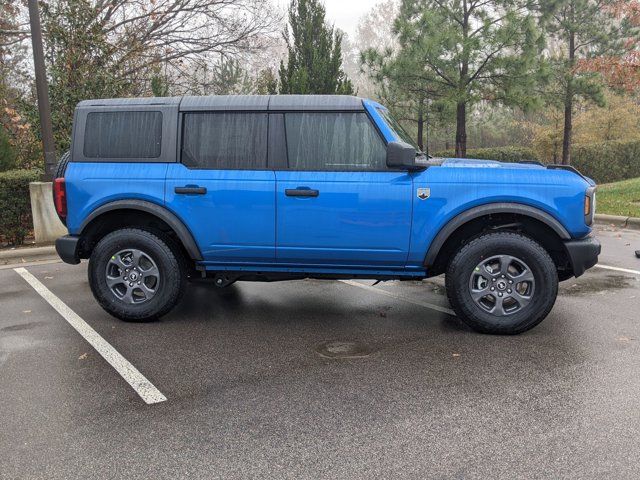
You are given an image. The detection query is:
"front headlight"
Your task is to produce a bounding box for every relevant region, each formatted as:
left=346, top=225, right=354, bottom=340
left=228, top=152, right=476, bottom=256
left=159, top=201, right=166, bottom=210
left=585, top=187, right=596, bottom=226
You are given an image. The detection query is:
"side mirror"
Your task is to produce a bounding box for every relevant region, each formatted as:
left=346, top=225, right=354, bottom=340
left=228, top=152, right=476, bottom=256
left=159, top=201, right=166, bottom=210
left=386, top=141, right=419, bottom=170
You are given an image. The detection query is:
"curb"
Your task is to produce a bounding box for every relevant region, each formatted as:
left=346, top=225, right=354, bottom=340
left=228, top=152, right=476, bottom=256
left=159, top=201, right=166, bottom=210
left=0, top=245, right=58, bottom=265
left=595, top=214, right=640, bottom=231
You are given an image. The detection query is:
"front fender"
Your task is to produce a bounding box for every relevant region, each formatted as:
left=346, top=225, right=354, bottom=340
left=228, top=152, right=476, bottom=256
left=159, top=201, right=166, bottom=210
left=422, top=202, right=571, bottom=267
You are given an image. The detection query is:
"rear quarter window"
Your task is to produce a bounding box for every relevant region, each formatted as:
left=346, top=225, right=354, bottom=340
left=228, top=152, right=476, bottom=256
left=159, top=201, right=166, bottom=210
left=83, top=111, right=163, bottom=159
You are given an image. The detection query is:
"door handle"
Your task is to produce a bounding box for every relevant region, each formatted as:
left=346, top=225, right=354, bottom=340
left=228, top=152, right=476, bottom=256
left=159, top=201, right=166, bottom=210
left=175, top=186, right=207, bottom=195
left=285, top=188, right=319, bottom=198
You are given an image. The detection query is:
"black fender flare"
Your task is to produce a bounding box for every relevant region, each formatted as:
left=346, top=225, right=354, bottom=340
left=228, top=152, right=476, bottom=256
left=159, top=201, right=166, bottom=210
left=423, top=202, right=571, bottom=267
left=80, top=199, right=203, bottom=261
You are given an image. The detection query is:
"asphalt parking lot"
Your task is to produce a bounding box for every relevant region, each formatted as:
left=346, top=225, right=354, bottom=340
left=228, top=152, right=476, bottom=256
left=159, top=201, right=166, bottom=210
left=1, top=225, right=640, bottom=479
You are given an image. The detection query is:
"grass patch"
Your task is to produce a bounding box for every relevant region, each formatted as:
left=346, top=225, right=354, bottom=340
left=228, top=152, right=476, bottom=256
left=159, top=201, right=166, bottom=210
left=597, top=177, right=640, bottom=218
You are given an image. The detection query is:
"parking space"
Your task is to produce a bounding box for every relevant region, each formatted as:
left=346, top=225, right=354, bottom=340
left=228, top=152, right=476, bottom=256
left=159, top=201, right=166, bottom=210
left=2, top=226, right=640, bottom=479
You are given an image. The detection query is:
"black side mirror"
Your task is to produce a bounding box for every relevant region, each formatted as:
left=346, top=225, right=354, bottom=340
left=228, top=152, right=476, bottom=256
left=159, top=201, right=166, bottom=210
left=386, top=141, right=419, bottom=170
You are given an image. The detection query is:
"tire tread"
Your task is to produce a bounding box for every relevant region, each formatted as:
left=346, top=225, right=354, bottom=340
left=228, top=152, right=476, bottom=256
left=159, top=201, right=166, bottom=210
left=445, top=231, right=558, bottom=335
left=88, top=228, right=186, bottom=322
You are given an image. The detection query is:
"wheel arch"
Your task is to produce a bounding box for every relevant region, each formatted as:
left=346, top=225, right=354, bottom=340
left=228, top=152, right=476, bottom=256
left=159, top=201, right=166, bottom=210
left=78, top=199, right=203, bottom=261
left=424, top=203, right=572, bottom=278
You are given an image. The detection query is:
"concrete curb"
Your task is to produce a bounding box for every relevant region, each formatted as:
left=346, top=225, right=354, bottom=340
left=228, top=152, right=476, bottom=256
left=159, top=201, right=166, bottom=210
left=0, top=245, right=58, bottom=265
left=595, top=214, right=640, bottom=231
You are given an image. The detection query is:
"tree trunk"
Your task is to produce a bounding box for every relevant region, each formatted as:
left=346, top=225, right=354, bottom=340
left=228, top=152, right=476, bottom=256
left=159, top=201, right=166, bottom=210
left=561, top=85, right=572, bottom=165
left=561, top=16, right=576, bottom=165
left=417, top=110, right=424, bottom=152
left=455, top=101, right=466, bottom=158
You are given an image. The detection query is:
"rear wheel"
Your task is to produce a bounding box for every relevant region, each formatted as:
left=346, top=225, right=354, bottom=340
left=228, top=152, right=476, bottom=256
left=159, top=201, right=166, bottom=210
left=88, top=228, right=186, bottom=321
left=445, top=232, right=558, bottom=334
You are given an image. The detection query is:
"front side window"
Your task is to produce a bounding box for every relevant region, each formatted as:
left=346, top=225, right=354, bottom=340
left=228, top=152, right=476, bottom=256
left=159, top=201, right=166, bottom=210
left=376, top=108, right=419, bottom=150
left=84, top=111, right=163, bottom=159
left=181, top=112, right=268, bottom=169
left=284, top=112, right=386, bottom=171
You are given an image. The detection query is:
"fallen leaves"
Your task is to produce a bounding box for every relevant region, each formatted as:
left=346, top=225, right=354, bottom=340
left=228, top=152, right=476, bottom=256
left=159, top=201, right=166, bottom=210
left=616, top=336, right=633, bottom=344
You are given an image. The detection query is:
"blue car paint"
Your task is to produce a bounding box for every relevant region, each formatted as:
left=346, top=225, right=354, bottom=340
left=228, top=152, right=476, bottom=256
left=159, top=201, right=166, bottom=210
left=165, top=164, right=276, bottom=263
left=274, top=170, right=413, bottom=267
left=65, top=97, right=593, bottom=278
left=407, top=164, right=591, bottom=266
left=65, top=162, right=168, bottom=234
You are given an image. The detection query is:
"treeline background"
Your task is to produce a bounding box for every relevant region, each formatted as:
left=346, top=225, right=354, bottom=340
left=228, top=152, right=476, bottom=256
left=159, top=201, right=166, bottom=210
left=1, top=0, right=639, bottom=174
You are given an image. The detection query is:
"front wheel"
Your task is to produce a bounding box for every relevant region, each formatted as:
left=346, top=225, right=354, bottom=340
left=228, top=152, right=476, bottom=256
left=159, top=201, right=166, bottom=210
left=445, top=232, right=558, bottom=335
left=88, top=228, right=186, bottom=321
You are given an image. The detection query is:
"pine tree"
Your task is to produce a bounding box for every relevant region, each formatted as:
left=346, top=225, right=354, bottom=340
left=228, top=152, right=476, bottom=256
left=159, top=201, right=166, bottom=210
left=370, top=0, right=545, bottom=157
left=278, top=0, right=354, bottom=95
left=542, top=0, right=640, bottom=164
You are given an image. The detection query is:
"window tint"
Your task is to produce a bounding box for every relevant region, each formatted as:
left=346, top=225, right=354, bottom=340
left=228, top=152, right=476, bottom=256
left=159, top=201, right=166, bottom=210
left=84, top=111, right=162, bottom=158
left=377, top=108, right=419, bottom=150
left=284, top=113, right=386, bottom=170
left=181, top=112, right=268, bottom=169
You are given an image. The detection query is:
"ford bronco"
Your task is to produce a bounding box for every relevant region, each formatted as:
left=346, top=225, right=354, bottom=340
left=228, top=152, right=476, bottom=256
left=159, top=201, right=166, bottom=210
left=53, top=95, right=600, bottom=334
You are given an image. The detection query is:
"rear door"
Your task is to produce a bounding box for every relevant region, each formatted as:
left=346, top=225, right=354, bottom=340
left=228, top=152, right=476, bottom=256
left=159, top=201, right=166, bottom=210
left=165, top=111, right=275, bottom=264
left=274, top=111, right=413, bottom=268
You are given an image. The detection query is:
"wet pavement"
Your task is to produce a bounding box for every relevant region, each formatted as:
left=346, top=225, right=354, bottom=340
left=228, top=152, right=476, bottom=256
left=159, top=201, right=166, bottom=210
left=1, top=225, right=639, bottom=479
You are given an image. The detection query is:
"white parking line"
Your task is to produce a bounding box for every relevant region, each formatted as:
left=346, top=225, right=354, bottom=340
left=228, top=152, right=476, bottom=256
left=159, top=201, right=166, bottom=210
left=14, top=267, right=167, bottom=405
left=596, top=264, right=640, bottom=276
left=0, top=258, right=62, bottom=270
left=340, top=280, right=456, bottom=316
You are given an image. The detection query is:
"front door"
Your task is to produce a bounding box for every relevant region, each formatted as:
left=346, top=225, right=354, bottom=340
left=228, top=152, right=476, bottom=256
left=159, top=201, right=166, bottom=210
left=275, top=112, right=413, bottom=267
left=165, top=111, right=275, bottom=264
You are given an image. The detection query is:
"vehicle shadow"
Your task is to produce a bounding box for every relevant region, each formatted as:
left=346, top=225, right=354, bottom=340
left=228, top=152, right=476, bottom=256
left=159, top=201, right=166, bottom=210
left=168, top=280, right=386, bottom=328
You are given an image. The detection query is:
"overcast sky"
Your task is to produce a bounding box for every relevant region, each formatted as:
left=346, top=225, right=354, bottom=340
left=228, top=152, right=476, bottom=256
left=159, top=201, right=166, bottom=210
left=276, top=0, right=382, bottom=37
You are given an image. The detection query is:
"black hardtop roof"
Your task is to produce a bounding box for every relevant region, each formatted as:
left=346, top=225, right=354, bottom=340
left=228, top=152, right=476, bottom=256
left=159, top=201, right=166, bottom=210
left=77, top=95, right=366, bottom=111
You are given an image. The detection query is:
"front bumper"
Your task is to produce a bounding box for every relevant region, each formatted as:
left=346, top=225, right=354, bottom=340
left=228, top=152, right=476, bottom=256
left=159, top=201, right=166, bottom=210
left=55, top=235, right=81, bottom=265
left=564, top=235, right=601, bottom=278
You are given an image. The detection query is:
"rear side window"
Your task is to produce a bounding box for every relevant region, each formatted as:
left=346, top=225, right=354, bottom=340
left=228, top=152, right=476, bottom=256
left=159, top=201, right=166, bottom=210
left=84, top=111, right=162, bottom=158
left=181, top=112, right=268, bottom=169
left=284, top=112, right=386, bottom=171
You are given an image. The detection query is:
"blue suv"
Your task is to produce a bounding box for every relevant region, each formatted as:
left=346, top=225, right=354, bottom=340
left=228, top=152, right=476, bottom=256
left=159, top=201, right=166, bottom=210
left=53, top=95, right=600, bottom=334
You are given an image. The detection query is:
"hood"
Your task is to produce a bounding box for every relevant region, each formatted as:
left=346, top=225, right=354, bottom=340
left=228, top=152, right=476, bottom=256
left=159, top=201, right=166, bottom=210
left=432, top=157, right=596, bottom=186
left=438, top=157, right=545, bottom=170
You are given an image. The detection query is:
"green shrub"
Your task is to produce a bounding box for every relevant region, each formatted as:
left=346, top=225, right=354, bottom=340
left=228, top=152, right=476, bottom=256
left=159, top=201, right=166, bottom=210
left=0, top=169, right=41, bottom=246
left=571, top=140, right=640, bottom=184
left=0, top=128, right=17, bottom=172
left=432, top=146, right=540, bottom=163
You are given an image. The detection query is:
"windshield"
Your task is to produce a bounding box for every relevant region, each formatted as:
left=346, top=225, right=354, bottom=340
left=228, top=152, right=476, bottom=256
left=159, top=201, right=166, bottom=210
left=376, top=108, right=419, bottom=151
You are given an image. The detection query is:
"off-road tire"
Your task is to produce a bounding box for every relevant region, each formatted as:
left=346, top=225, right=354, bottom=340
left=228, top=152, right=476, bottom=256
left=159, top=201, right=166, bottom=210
left=88, top=228, right=186, bottom=322
left=445, top=231, right=558, bottom=335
